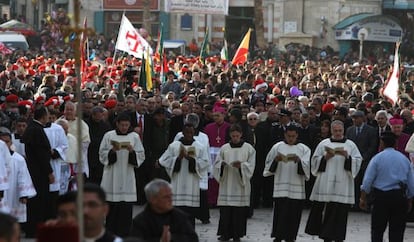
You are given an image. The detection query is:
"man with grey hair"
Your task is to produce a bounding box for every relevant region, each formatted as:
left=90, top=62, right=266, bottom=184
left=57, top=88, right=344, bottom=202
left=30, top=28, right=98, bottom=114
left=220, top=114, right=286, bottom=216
left=400, top=108, right=414, bottom=135
left=305, top=120, right=362, bottom=242
left=375, top=110, right=390, bottom=137
left=130, top=179, right=199, bottom=242
left=59, top=101, right=90, bottom=178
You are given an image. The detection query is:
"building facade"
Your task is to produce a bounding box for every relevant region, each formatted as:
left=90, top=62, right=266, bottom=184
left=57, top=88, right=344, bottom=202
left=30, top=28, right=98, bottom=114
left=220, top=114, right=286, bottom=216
left=3, top=0, right=390, bottom=52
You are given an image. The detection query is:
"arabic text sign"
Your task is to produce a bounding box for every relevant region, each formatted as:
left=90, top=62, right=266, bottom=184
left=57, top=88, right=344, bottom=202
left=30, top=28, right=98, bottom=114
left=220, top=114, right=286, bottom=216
left=165, top=0, right=229, bottom=15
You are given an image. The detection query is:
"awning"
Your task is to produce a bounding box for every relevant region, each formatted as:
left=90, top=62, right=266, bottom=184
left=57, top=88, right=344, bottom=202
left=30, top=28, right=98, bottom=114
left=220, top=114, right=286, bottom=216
left=164, top=40, right=186, bottom=49
left=383, top=0, right=414, bottom=10
left=333, top=13, right=402, bottom=43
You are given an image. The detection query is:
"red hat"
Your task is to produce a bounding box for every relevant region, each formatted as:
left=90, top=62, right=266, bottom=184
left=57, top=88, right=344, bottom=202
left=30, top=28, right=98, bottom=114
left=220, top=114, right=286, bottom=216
left=5, top=94, right=19, bottom=103
left=270, top=96, right=279, bottom=105
left=27, top=69, right=36, bottom=76
left=18, top=100, right=33, bottom=109
left=44, top=99, right=56, bottom=107
left=38, top=64, right=46, bottom=73
left=105, top=57, right=113, bottom=65
left=89, top=65, right=98, bottom=72
left=63, top=95, right=73, bottom=102
left=104, top=100, right=117, bottom=109
left=87, top=72, right=95, bottom=79
left=36, top=95, right=46, bottom=103
left=212, top=101, right=226, bottom=114
left=254, top=79, right=268, bottom=92
left=389, top=114, right=404, bottom=125
left=64, top=60, right=73, bottom=68
left=322, top=103, right=335, bottom=113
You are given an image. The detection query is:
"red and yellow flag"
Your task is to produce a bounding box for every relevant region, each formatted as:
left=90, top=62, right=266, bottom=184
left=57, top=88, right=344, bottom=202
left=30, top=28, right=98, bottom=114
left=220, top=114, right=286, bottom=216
left=231, top=28, right=252, bottom=65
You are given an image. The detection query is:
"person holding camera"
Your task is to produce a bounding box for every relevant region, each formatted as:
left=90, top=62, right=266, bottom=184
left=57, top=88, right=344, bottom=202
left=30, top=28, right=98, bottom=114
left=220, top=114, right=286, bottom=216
left=360, top=131, right=414, bottom=242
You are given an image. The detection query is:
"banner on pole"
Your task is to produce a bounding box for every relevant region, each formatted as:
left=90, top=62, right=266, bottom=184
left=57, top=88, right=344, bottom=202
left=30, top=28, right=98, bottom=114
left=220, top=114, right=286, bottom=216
left=115, top=15, right=153, bottom=58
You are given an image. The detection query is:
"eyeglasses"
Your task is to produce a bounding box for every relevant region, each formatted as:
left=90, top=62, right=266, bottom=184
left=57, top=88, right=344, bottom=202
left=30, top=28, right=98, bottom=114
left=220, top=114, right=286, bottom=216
left=248, top=118, right=257, bottom=121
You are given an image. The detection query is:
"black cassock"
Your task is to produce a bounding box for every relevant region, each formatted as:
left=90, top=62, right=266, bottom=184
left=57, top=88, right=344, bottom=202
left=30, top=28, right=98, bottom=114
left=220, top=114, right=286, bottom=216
left=22, top=120, right=53, bottom=238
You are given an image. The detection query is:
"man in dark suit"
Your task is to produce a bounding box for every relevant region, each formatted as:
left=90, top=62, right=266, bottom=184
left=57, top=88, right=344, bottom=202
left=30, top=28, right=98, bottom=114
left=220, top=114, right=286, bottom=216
left=85, top=106, right=112, bottom=185
left=374, top=110, right=391, bottom=139
left=22, top=107, right=54, bottom=237
left=129, top=98, right=152, bottom=204
left=253, top=107, right=280, bottom=208
left=345, top=110, right=378, bottom=210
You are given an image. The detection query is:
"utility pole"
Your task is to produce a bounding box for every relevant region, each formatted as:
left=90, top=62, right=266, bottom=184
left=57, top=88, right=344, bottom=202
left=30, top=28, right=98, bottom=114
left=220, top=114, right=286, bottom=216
left=61, top=1, right=94, bottom=241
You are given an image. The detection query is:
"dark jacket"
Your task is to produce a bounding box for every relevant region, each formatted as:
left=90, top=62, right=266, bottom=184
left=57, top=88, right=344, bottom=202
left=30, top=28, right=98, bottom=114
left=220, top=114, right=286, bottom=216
left=130, top=206, right=199, bottom=242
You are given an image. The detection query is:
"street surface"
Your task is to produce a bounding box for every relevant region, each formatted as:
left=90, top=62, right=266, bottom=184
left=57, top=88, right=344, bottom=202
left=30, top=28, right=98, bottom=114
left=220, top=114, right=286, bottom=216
left=22, top=206, right=414, bottom=241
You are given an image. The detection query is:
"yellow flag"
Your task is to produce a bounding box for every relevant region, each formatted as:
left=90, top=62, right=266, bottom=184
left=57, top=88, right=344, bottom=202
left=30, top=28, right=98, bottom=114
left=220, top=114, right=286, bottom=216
left=145, top=49, right=152, bottom=91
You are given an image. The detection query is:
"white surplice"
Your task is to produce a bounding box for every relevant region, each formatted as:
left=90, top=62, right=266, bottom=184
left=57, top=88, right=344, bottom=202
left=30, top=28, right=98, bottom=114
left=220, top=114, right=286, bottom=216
left=213, top=142, right=256, bottom=207
left=0, top=140, right=10, bottom=192
left=310, top=138, right=362, bottom=204
left=64, top=117, right=91, bottom=177
left=11, top=133, right=25, bottom=157
left=264, top=141, right=311, bottom=200
left=44, top=123, right=68, bottom=192
left=159, top=140, right=210, bottom=207
left=0, top=151, right=36, bottom=222
left=99, top=130, right=145, bottom=202
left=174, top=131, right=211, bottom=190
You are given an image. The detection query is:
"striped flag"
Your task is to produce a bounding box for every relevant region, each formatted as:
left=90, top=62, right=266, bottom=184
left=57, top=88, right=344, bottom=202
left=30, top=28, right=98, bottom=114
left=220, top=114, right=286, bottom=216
left=231, top=28, right=252, bottom=65
left=382, top=42, right=400, bottom=106
left=199, top=27, right=209, bottom=64
left=80, top=17, right=88, bottom=81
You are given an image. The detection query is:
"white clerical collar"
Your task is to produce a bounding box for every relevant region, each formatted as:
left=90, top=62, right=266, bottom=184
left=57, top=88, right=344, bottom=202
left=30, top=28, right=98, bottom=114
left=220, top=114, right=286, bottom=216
left=85, top=229, right=105, bottom=242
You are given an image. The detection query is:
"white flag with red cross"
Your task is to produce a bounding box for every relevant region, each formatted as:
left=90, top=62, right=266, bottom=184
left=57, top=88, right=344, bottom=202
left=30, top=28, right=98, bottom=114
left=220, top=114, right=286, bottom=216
left=115, top=15, right=153, bottom=58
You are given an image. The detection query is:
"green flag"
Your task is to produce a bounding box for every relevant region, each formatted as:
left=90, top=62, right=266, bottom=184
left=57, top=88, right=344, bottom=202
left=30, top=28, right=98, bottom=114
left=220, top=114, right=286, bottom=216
left=200, top=27, right=209, bottom=64
left=220, top=39, right=228, bottom=61
left=139, top=54, right=147, bottom=91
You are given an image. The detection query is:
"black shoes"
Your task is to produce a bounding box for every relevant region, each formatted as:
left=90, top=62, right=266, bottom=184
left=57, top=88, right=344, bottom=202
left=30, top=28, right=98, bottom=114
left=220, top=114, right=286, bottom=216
left=218, top=236, right=241, bottom=241
left=201, top=219, right=211, bottom=224
left=218, top=236, right=230, bottom=241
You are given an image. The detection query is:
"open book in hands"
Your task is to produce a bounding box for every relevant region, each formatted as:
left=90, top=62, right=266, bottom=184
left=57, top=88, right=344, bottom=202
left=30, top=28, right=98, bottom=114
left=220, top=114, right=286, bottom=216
left=111, top=140, right=131, bottom=150
left=277, top=152, right=297, bottom=163
left=325, top=146, right=344, bottom=155
left=186, top=146, right=196, bottom=158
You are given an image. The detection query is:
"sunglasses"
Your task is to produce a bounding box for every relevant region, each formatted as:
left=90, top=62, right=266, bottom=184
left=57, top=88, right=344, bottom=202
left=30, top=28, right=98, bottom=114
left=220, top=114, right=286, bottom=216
left=248, top=118, right=257, bottom=120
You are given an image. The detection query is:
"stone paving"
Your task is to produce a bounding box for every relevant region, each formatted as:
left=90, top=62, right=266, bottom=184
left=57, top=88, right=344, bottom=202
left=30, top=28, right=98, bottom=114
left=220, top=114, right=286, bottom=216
left=22, top=206, right=414, bottom=241
left=194, top=208, right=414, bottom=242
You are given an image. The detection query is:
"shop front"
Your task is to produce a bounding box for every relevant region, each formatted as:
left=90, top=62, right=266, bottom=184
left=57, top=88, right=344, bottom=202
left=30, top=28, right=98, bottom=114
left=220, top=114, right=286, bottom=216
left=333, top=13, right=402, bottom=58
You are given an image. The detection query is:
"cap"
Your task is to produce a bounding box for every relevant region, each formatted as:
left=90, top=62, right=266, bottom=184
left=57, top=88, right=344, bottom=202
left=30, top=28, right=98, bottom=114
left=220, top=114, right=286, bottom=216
left=279, top=109, right=292, bottom=116
left=322, top=103, right=335, bottom=113
left=5, top=94, right=19, bottom=103
left=389, top=114, right=404, bottom=125
left=104, top=99, right=117, bottom=109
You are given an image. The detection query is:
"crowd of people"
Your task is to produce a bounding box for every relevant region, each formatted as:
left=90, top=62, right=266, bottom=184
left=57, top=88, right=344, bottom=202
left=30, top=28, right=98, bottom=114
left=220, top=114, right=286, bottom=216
left=1, top=37, right=414, bottom=242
